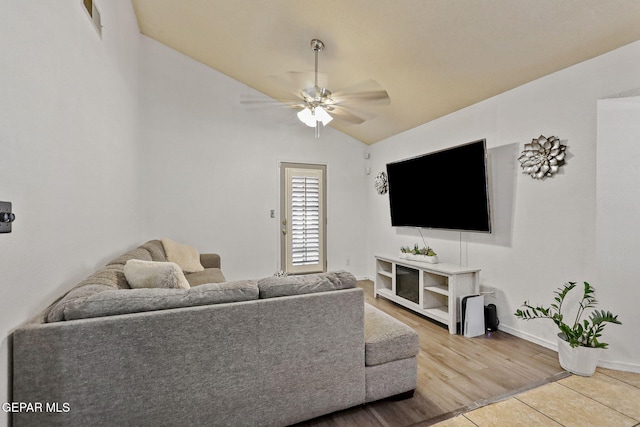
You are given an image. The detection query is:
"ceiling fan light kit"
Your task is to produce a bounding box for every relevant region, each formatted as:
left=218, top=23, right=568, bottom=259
left=297, top=105, right=333, bottom=127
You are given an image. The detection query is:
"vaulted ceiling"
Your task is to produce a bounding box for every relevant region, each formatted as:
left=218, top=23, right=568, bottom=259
left=131, top=0, right=640, bottom=144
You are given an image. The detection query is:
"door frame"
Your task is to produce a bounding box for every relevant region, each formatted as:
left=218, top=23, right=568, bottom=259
left=279, top=162, right=327, bottom=274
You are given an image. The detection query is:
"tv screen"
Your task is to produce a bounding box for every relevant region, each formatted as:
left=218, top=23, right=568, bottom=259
left=386, top=139, right=491, bottom=232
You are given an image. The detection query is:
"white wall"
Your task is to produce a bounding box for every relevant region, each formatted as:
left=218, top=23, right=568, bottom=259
left=366, top=41, right=640, bottom=371
left=596, top=96, right=640, bottom=369
left=0, top=0, right=142, bottom=423
left=137, top=36, right=370, bottom=281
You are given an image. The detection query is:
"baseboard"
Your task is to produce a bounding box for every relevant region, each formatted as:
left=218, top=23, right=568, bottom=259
left=497, top=324, right=557, bottom=351
left=597, top=359, right=640, bottom=373
left=499, top=324, right=640, bottom=374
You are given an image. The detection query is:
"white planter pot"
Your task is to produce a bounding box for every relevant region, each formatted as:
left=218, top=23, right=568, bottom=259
left=406, top=254, right=439, bottom=264
left=557, top=334, right=602, bottom=376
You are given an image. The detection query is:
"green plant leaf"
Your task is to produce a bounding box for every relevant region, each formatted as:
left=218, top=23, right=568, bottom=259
left=514, top=281, right=621, bottom=348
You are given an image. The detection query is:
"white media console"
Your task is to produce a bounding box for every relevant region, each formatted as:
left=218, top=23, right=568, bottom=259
left=374, top=255, right=480, bottom=334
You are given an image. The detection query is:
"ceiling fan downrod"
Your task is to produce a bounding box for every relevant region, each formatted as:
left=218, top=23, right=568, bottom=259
left=311, top=39, right=325, bottom=138
left=311, top=39, right=324, bottom=91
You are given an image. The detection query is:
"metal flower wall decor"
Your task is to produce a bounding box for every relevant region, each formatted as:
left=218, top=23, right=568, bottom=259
left=374, top=172, right=388, bottom=194
left=518, top=135, right=567, bottom=180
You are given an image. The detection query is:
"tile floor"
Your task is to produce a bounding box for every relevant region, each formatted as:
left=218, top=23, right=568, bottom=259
left=431, top=368, right=640, bottom=427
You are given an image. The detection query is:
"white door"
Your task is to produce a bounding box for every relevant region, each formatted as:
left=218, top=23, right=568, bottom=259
left=281, top=163, right=326, bottom=274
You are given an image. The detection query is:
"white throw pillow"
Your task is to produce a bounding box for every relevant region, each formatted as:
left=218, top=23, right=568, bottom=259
left=124, top=259, right=191, bottom=290
left=161, top=238, right=205, bottom=273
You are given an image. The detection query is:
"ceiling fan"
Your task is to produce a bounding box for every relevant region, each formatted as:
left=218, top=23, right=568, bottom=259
left=244, top=39, right=390, bottom=138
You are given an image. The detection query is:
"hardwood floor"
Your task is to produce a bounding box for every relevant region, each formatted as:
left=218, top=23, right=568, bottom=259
left=296, top=280, right=565, bottom=427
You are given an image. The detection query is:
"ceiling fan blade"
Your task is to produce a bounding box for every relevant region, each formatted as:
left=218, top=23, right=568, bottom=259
left=332, top=79, right=391, bottom=105
left=240, top=98, right=302, bottom=107
left=333, top=90, right=390, bottom=105
left=240, top=92, right=306, bottom=111
left=326, top=105, right=374, bottom=125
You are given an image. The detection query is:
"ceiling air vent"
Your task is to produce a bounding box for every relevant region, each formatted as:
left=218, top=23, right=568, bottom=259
left=83, top=0, right=102, bottom=37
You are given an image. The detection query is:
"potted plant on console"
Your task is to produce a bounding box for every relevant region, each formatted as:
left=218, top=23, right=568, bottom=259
left=399, top=244, right=439, bottom=264
left=515, top=281, right=621, bottom=376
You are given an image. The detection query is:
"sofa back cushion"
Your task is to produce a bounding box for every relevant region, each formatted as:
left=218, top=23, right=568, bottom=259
left=184, top=268, right=226, bottom=286
left=258, top=271, right=356, bottom=299
left=106, top=247, right=153, bottom=266
left=63, top=280, right=259, bottom=320
left=46, top=265, right=129, bottom=322
left=140, top=240, right=167, bottom=262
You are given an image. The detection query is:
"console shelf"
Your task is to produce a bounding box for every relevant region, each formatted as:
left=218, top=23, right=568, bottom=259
left=424, top=285, right=448, bottom=296
left=374, top=255, right=480, bottom=334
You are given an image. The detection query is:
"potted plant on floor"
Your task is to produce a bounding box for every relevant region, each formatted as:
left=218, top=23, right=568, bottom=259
left=514, top=281, right=621, bottom=376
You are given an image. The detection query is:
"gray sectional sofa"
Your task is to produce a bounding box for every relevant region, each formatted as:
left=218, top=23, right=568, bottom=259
left=12, top=240, right=419, bottom=427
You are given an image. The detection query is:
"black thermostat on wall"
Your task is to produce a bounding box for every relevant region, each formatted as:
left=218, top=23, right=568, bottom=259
left=0, top=201, right=15, bottom=233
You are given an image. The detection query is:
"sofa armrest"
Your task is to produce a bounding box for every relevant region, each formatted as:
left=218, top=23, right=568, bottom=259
left=200, top=253, right=221, bottom=269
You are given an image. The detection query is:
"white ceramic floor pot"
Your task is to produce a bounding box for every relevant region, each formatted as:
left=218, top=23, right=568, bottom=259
left=557, top=334, right=602, bottom=376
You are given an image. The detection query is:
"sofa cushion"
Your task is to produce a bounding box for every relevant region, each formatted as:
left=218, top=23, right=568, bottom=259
left=364, top=303, right=420, bottom=366
left=63, top=280, right=259, bottom=320
left=124, top=259, right=190, bottom=290
left=365, top=357, right=417, bottom=403
left=161, top=238, right=205, bottom=273
left=46, top=265, right=129, bottom=322
left=185, top=268, right=226, bottom=286
left=106, top=247, right=153, bottom=266
left=79, top=264, right=130, bottom=289
left=258, top=271, right=356, bottom=299
left=199, top=253, right=221, bottom=269
left=140, top=240, right=167, bottom=262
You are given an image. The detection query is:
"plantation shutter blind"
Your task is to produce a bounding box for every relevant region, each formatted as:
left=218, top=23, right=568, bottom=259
left=283, top=166, right=326, bottom=274
left=291, top=174, right=320, bottom=266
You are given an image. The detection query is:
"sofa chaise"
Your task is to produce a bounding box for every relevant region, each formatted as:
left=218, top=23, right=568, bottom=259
left=11, top=239, right=419, bottom=426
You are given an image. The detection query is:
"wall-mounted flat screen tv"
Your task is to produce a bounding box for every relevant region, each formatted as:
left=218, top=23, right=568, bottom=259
left=386, top=139, right=491, bottom=232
